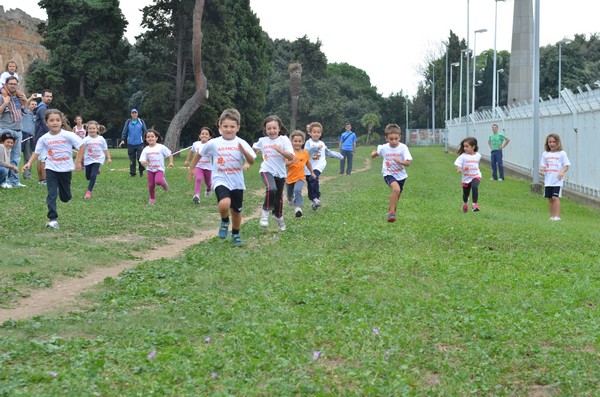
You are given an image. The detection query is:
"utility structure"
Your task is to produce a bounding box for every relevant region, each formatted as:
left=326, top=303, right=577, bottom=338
left=507, top=0, right=533, bottom=106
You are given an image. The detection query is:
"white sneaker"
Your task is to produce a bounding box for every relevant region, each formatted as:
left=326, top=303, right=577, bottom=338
left=0, top=182, right=12, bottom=189
left=498, top=178, right=504, bottom=181
left=12, top=182, right=26, bottom=187
left=205, top=190, right=212, bottom=197
left=276, top=216, right=286, bottom=231
left=259, top=210, right=269, bottom=227
left=193, top=194, right=200, bottom=205
left=311, top=198, right=321, bottom=211
left=46, top=220, right=59, bottom=229
left=295, top=207, right=303, bottom=217
left=550, top=216, right=561, bottom=221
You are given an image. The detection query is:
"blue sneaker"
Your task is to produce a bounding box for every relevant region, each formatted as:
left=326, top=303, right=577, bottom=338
left=218, top=221, right=229, bottom=239
left=231, top=233, right=243, bottom=245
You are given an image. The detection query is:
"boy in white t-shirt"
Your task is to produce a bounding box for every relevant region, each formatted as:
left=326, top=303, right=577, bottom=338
left=371, top=124, right=412, bottom=222
left=195, top=109, right=256, bottom=245
left=304, top=122, right=328, bottom=211
left=23, top=109, right=83, bottom=229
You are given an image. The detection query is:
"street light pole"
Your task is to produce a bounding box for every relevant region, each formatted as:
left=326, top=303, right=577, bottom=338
left=431, top=65, right=435, bottom=133
left=496, top=68, right=504, bottom=109
left=472, top=28, right=487, bottom=114
left=492, top=0, right=506, bottom=111
left=558, top=37, right=572, bottom=103
left=450, top=62, right=459, bottom=120
left=405, top=95, right=409, bottom=135
left=459, top=49, right=470, bottom=118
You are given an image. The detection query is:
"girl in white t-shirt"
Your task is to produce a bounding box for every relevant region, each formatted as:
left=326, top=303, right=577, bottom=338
left=454, top=137, right=482, bottom=213
left=184, top=127, right=214, bottom=204
left=539, top=133, right=570, bottom=221
left=77, top=120, right=111, bottom=199
left=195, top=109, right=256, bottom=245
left=22, top=109, right=83, bottom=229
left=253, top=115, right=294, bottom=231
left=140, top=129, right=173, bottom=204
left=72, top=115, right=86, bottom=138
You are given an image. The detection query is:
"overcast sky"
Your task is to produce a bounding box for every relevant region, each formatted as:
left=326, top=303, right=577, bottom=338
left=3, top=0, right=598, bottom=97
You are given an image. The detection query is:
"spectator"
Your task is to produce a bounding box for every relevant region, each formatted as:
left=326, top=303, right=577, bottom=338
left=339, top=122, right=357, bottom=175
left=119, top=109, right=148, bottom=177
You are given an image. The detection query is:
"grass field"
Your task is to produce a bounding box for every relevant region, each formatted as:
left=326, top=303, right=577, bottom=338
left=0, top=146, right=598, bottom=395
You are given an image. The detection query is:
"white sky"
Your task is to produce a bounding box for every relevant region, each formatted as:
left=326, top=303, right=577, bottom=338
left=3, top=0, right=598, bottom=97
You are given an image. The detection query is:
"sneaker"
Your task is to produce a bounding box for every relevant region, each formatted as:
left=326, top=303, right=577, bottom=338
left=139, top=172, right=144, bottom=178
left=148, top=198, right=155, bottom=204
left=498, top=178, right=504, bottom=181
left=218, top=221, right=229, bottom=238
left=46, top=220, right=59, bottom=229
left=276, top=216, right=286, bottom=231
left=462, top=204, right=468, bottom=213
left=231, top=233, right=243, bottom=245
left=259, top=210, right=269, bottom=227
left=38, top=180, right=46, bottom=185
left=489, top=177, right=496, bottom=181
left=84, top=190, right=92, bottom=199
left=0, top=182, right=12, bottom=189
left=193, top=194, right=200, bottom=205
left=472, top=203, right=480, bottom=212
left=12, top=182, right=26, bottom=187
left=311, top=198, right=321, bottom=211
left=550, top=217, right=561, bottom=221
left=205, top=190, right=212, bottom=198
left=295, top=207, right=303, bottom=217
left=387, top=212, right=396, bottom=222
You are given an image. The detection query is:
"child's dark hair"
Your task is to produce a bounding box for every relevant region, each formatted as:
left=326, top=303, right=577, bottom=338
left=0, top=131, right=15, bottom=143
left=456, top=137, right=478, bottom=154
left=44, top=108, right=64, bottom=122
left=200, top=126, right=214, bottom=138
left=262, top=115, right=289, bottom=137
left=144, top=129, right=163, bottom=144
left=544, top=133, right=563, bottom=152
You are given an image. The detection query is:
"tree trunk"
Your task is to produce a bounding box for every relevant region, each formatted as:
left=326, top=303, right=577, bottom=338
left=164, top=0, right=208, bottom=151
left=367, top=124, right=373, bottom=144
left=289, top=63, right=302, bottom=132
left=175, top=11, right=185, bottom=115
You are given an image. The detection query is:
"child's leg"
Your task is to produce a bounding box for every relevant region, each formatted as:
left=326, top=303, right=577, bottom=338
left=147, top=171, right=157, bottom=200
left=470, top=179, right=480, bottom=203
left=37, top=161, right=46, bottom=182
left=273, top=176, right=286, bottom=218
left=194, top=167, right=203, bottom=195
left=306, top=170, right=321, bottom=200
left=56, top=171, right=73, bottom=203
left=203, top=169, right=212, bottom=191
left=87, top=163, right=101, bottom=191
left=550, top=197, right=561, bottom=218
left=293, top=180, right=304, bottom=207
left=261, top=172, right=278, bottom=212
left=154, top=170, right=168, bottom=190
left=388, top=181, right=401, bottom=213
left=286, top=183, right=294, bottom=203
left=462, top=184, right=472, bottom=203
left=45, top=170, right=59, bottom=220
left=218, top=197, right=231, bottom=219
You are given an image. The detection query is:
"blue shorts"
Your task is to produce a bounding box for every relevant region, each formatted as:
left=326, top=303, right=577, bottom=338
left=384, top=175, right=406, bottom=192
left=544, top=186, right=562, bottom=198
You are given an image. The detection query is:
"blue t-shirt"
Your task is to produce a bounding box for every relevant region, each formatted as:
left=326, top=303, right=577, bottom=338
left=340, top=131, right=357, bottom=151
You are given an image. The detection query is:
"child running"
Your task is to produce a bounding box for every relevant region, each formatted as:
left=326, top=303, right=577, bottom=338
left=184, top=126, right=214, bottom=204
left=78, top=120, right=111, bottom=199
left=199, top=109, right=256, bottom=245
left=454, top=137, right=482, bottom=213
left=305, top=122, right=328, bottom=211
left=139, top=129, right=174, bottom=204
left=286, top=130, right=316, bottom=218
left=370, top=123, right=413, bottom=222
left=253, top=115, right=294, bottom=230
left=539, top=133, right=570, bottom=221
left=22, top=109, right=83, bottom=229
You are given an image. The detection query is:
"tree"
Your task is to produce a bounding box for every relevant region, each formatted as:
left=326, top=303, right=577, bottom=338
left=360, top=113, right=380, bottom=145
left=288, top=63, right=302, bottom=132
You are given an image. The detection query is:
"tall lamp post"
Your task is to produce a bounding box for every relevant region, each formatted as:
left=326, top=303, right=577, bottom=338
left=459, top=49, right=471, bottom=118
left=496, top=68, right=504, bottom=109
left=558, top=37, right=572, bottom=103
left=450, top=62, right=459, bottom=120
left=472, top=28, right=487, bottom=114
left=405, top=95, right=409, bottom=137
left=430, top=64, right=435, bottom=133
left=492, top=0, right=506, bottom=111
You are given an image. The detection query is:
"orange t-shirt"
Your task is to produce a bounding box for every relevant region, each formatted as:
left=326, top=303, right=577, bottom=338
left=286, top=150, right=309, bottom=184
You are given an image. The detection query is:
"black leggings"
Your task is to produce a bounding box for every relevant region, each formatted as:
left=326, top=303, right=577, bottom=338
left=462, top=178, right=480, bottom=203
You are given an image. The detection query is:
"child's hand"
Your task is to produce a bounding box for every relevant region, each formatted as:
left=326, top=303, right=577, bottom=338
left=557, top=171, right=565, bottom=180
left=370, top=150, right=377, bottom=158
left=243, top=162, right=250, bottom=171
left=168, top=162, right=174, bottom=168
left=310, top=171, right=316, bottom=180
left=75, top=162, right=83, bottom=171
left=187, top=171, right=194, bottom=181
left=106, top=158, right=112, bottom=164
left=22, top=163, right=30, bottom=172
left=455, top=166, right=462, bottom=173
left=183, top=160, right=189, bottom=168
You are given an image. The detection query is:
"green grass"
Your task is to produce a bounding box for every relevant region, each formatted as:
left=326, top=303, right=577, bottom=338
left=0, top=147, right=598, bottom=395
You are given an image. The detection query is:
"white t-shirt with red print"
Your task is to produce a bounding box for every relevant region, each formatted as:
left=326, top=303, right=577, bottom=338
left=253, top=135, right=293, bottom=178
left=454, top=152, right=482, bottom=184
left=140, top=143, right=172, bottom=172
left=35, top=129, right=83, bottom=172
left=82, top=135, right=108, bottom=166
left=200, top=136, right=256, bottom=190
left=192, top=141, right=212, bottom=170
left=376, top=142, right=413, bottom=181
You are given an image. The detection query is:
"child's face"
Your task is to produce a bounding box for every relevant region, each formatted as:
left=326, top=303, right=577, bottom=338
left=88, top=124, right=98, bottom=136
left=2, top=139, right=14, bottom=149
left=291, top=135, right=304, bottom=150
left=7, top=63, right=17, bottom=73
left=547, top=137, right=558, bottom=151
left=309, top=127, right=322, bottom=141
left=46, top=114, right=62, bottom=133
left=199, top=130, right=211, bottom=143
left=265, top=120, right=280, bottom=139
left=463, top=142, right=475, bottom=154
left=75, top=116, right=82, bottom=124
left=219, top=119, right=240, bottom=140
left=386, top=133, right=400, bottom=147
left=145, top=132, right=158, bottom=145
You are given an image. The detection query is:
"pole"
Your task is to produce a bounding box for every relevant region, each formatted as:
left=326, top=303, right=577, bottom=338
left=445, top=47, right=449, bottom=123
left=492, top=0, right=505, bottom=111
left=459, top=51, right=465, bottom=118
left=465, top=0, right=470, bottom=137
left=431, top=65, right=435, bottom=133
left=558, top=41, right=562, bottom=102
left=472, top=29, right=487, bottom=115
left=532, top=0, right=541, bottom=189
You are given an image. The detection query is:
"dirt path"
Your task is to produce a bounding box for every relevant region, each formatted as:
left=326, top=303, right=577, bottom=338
left=0, top=158, right=371, bottom=322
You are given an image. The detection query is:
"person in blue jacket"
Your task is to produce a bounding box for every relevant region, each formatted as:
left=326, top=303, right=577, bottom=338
left=119, top=108, right=148, bottom=177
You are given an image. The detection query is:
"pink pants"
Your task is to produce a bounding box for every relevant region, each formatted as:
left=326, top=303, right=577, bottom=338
left=147, top=170, right=168, bottom=200
left=194, top=167, right=212, bottom=195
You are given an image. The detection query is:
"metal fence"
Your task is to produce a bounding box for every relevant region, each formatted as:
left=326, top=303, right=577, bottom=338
left=446, top=85, right=600, bottom=199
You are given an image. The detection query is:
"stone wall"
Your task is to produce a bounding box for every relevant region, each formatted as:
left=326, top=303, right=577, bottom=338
left=0, top=6, right=48, bottom=93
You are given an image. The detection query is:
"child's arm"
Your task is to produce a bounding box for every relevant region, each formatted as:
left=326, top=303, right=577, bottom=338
left=557, top=165, right=569, bottom=180
left=306, top=158, right=316, bottom=179
left=104, top=149, right=112, bottom=164
left=183, top=148, right=194, bottom=168
left=455, top=166, right=463, bottom=173
left=187, top=152, right=200, bottom=180
left=370, top=150, right=378, bottom=158
left=273, top=144, right=294, bottom=161
left=394, top=158, right=411, bottom=167
left=167, top=154, right=174, bottom=168
left=239, top=142, right=255, bottom=165
left=285, top=156, right=297, bottom=166
left=77, top=144, right=86, bottom=169
left=22, top=153, right=39, bottom=172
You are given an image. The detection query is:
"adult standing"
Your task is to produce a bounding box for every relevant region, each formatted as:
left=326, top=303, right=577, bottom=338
left=119, top=109, right=147, bottom=177
left=338, top=122, right=357, bottom=175
left=20, top=99, right=37, bottom=179
left=488, top=123, right=510, bottom=181
left=34, top=89, right=53, bottom=185
left=0, top=76, right=29, bottom=187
